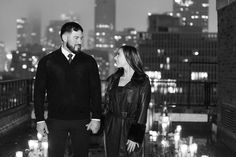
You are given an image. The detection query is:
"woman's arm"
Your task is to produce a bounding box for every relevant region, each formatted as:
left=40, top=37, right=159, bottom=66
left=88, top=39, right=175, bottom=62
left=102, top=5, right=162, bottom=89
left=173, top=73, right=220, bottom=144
left=128, top=77, right=151, bottom=144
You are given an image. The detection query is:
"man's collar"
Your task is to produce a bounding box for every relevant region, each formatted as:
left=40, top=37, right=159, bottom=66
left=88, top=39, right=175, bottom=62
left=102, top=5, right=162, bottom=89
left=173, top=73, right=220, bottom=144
left=61, top=46, right=75, bottom=59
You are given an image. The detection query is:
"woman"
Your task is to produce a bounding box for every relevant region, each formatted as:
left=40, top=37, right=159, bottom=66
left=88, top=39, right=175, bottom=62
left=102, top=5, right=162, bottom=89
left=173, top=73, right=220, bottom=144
left=104, top=45, right=151, bottom=157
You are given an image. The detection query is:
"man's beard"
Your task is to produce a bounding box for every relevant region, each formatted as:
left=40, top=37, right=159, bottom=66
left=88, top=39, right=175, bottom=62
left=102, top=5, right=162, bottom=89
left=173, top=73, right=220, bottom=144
left=66, top=42, right=81, bottom=54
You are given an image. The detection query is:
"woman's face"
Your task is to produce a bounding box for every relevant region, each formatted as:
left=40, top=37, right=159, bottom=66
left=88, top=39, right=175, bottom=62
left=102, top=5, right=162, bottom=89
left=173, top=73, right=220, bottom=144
left=114, top=48, right=128, bottom=68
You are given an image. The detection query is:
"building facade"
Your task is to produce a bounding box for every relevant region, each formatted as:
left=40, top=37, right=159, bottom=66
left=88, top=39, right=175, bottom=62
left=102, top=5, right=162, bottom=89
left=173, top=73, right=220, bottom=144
left=138, top=31, right=217, bottom=111
left=94, top=0, right=116, bottom=50
left=114, top=28, right=138, bottom=48
left=217, top=0, right=236, bottom=152
left=173, top=0, right=209, bottom=32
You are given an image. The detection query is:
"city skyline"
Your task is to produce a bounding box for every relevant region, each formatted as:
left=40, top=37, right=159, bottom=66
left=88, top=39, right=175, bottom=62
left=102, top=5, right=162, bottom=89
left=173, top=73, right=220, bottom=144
left=0, top=0, right=217, bottom=50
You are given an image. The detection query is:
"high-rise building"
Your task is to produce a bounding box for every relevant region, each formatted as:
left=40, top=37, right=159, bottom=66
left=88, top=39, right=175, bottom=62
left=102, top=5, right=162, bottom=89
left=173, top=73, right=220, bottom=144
left=16, top=15, right=42, bottom=51
left=45, top=20, right=65, bottom=51
left=138, top=31, right=217, bottom=112
left=10, top=45, right=46, bottom=78
left=44, top=13, right=80, bottom=52
left=148, top=14, right=181, bottom=33
left=173, top=0, right=209, bottom=32
left=16, top=18, right=31, bottom=50
left=147, top=14, right=203, bottom=33
left=0, top=42, right=7, bottom=72
left=28, top=9, right=42, bottom=45
left=114, top=28, right=138, bottom=48
left=217, top=0, right=236, bottom=152
left=94, top=0, right=116, bottom=50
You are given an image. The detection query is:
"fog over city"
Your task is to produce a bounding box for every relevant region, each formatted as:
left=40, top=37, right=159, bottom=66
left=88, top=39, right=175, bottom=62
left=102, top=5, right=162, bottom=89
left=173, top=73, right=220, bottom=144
left=0, top=0, right=217, bottom=50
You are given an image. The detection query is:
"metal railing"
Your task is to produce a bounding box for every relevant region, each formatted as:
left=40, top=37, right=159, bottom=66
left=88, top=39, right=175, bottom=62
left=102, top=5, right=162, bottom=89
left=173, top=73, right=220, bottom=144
left=151, top=80, right=217, bottom=110
left=0, top=79, right=217, bottom=114
left=0, top=79, right=34, bottom=113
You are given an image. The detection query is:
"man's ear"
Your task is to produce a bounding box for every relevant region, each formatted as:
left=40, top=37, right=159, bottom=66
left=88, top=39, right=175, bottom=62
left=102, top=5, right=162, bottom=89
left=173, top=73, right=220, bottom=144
left=62, top=33, right=67, bottom=42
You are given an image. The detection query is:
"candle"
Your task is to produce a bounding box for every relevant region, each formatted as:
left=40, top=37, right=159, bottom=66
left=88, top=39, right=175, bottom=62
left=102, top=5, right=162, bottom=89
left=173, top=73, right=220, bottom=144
left=174, top=133, right=180, bottom=150
left=33, top=141, right=39, bottom=150
left=189, top=136, right=193, bottom=145
left=15, top=151, right=23, bottom=157
left=42, top=141, right=48, bottom=157
left=37, top=132, right=43, bottom=141
left=28, top=140, right=35, bottom=150
left=189, top=143, right=198, bottom=156
left=176, top=125, right=182, bottom=133
left=180, top=144, right=188, bottom=157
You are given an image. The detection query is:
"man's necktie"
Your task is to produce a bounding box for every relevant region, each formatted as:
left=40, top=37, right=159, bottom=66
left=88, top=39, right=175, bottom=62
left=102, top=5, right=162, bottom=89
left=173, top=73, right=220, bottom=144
left=68, top=54, right=73, bottom=63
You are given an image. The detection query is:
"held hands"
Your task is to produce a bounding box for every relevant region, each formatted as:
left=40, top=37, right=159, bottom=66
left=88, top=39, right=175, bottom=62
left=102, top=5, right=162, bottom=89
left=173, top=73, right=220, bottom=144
left=126, top=139, right=139, bottom=153
left=86, top=120, right=100, bottom=134
left=36, top=121, right=49, bottom=137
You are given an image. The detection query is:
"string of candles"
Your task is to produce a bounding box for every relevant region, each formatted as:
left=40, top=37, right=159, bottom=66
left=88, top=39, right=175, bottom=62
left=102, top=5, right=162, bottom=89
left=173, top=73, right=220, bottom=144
left=149, top=104, right=209, bottom=157
left=15, top=133, right=48, bottom=157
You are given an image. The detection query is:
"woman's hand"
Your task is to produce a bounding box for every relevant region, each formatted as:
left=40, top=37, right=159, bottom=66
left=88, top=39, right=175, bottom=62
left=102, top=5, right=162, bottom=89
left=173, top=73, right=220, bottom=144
left=126, top=139, right=139, bottom=153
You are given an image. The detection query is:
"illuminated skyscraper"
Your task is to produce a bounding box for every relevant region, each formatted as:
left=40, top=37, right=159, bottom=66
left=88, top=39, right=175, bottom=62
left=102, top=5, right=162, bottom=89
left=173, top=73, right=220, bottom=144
left=114, top=28, right=138, bottom=48
left=16, top=14, right=42, bottom=50
left=28, top=9, right=42, bottom=45
left=173, top=0, right=209, bottom=32
left=94, top=0, right=116, bottom=50
left=44, top=13, right=80, bottom=52
left=45, top=20, right=65, bottom=51
left=16, top=18, right=30, bottom=49
left=0, top=42, right=7, bottom=72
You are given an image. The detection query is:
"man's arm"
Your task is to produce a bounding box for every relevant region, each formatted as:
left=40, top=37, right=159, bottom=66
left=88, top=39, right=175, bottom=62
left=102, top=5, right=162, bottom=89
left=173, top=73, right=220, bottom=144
left=34, top=58, right=47, bottom=122
left=89, top=57, right=102, bottom=119
left=87, top=57, right=102, bottom=133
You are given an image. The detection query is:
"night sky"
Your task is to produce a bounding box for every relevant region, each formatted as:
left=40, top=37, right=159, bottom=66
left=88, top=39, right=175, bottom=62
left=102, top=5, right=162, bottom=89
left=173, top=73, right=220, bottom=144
left=0, top=0, right=217, bottom=50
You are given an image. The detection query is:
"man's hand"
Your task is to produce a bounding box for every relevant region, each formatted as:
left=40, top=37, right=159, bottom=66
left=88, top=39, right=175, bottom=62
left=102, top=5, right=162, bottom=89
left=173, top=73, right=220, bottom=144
left=86, top=120, right=100, bottom=134
left=36, top=121, right=49, bottom=136
left=126, top=140, right=139, bottom=153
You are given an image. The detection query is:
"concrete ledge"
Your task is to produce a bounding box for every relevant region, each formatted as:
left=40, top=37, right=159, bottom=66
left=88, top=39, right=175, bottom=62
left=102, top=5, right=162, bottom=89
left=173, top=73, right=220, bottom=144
left=0, top=104, right=31, bottom=137
left=153, top=113, right=208, bottom=122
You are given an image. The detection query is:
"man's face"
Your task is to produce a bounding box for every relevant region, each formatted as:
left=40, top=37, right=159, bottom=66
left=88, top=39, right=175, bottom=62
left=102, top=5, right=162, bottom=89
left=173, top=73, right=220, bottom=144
left=65, top=30, right=83, bottom=54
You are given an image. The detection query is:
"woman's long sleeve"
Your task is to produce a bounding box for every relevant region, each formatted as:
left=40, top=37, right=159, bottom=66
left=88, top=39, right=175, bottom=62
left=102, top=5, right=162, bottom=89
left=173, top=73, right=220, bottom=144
left=128, top=78, right=151, bottom=144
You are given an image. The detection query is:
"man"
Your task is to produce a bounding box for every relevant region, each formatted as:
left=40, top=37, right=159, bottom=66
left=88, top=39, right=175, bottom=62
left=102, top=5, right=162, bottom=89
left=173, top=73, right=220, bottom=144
left=34, top=22, right=101, bottom=157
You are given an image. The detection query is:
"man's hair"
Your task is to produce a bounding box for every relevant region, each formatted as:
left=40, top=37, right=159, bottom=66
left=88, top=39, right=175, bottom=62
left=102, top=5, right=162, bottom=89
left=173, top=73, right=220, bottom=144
left=60, top=22, right=83, bottom=40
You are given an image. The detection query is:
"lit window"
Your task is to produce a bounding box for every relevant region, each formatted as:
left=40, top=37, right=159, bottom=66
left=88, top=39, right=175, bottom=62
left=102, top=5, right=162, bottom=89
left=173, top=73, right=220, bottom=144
left=202, top=3, right=209, bottom=7
left=6, top=54, right=13, bottom=60
left=201, top=15, right=208, bottom=19
left=22, top=64, right=27, bottom=69
left=193, top=51, right=199, bottom=55
left=16, top=19, right=25, bottom=23
left=131, top=30, right=137, bottom=35
left=166, top=57, right=170, bottom=63
left=145, top=71, right=161, bottom=80
left=49, top=28, right=54, bottom=32
left=183, top=58, right=188, bottom=62
left=191, top=72, right=208, bottom=80
left=114, top=35, right=121, bottom=40
left=160, top=64, right=164, bottom=69
left=17, top=25, right=23, bottom=29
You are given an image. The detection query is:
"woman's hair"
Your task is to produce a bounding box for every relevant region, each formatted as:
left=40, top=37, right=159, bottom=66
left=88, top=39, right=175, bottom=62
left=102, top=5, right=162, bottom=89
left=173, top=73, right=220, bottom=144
left=60, top=21, right=83, bottom=40
left=119, top=45, right=145, bottom=75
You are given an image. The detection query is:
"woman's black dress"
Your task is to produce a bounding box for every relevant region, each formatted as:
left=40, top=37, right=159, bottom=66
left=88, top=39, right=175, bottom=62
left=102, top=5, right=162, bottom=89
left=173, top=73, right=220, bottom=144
left=104, top=71, right=151, bottom=157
